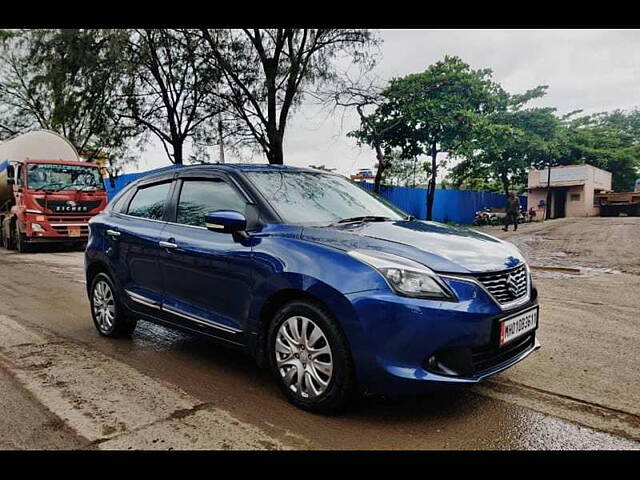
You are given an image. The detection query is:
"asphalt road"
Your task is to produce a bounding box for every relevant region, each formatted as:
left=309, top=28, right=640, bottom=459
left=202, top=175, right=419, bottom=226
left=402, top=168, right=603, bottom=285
left=0, top=217, right=638, bottom=450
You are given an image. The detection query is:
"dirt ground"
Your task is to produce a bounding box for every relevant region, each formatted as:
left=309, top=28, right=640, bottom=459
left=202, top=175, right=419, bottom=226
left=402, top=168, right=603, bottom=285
left=474, top=217, right=640, bottom=439
left=0, top=217, right=638, bottom=450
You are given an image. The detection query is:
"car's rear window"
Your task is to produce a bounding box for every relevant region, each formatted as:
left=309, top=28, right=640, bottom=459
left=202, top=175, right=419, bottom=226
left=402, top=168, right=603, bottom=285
left=126, top=182, right=171, bottom=221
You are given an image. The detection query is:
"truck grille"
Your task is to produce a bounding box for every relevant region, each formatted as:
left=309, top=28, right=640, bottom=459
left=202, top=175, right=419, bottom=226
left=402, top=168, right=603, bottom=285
left=50, top=224, right=89, bottom=236
left=475, top=264, right=528, bottom=305
left=36, top=199, right=102, bottom=213
left=47, top=215, right=91, bottom=237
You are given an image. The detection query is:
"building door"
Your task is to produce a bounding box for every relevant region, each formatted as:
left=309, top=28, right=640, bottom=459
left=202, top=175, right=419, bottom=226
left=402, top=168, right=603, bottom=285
left=553, top=188, right=568, bottom=218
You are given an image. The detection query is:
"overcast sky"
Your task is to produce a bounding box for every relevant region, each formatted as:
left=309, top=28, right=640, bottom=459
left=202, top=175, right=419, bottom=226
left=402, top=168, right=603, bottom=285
left=132, top=29, right=640, bottom=175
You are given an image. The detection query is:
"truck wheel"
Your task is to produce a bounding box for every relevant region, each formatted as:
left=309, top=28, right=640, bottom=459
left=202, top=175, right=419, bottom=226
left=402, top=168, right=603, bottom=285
left=89, top=273, right=137, bottom=337
left=267, top=300, right=356, bottom=414
left=5, top=223, right=16, bottom=250
left=15, top=225, right=31, bottom=253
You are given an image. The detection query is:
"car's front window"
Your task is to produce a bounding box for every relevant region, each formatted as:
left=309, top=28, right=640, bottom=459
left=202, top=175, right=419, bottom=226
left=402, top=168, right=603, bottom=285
left=27, top=163, right=105, bottom=192
left=176, top=179, right=247, bottom=227
left=245, top=170, right=406, bottom=225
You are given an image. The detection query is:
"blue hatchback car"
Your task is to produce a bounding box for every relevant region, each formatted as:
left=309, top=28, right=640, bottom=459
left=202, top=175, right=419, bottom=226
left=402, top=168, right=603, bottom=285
left=85, top=164, right=540, bottom=412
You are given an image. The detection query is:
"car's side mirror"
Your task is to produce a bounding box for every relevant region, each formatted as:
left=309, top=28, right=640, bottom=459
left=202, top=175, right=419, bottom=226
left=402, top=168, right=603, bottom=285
left=205, top=210, right=247, bottom=234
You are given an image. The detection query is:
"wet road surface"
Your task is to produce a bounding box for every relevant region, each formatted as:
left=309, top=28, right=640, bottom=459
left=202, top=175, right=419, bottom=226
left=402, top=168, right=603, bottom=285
left=0, top=219, right=639, bottom=450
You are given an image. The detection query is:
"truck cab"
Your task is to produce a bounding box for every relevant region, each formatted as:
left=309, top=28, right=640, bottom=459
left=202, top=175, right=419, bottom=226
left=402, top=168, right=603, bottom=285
left=0, top=130, right=108, bottom=252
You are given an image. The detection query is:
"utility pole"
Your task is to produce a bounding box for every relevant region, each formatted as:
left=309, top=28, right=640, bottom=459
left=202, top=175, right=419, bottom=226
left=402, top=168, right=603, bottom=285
left=216, top=84, right=225, bottom=164
left=218, top=116, right=225, bottom=164
left=545, top=162, right=552, bottom=220
left=412, top=156, right=417, bottom=187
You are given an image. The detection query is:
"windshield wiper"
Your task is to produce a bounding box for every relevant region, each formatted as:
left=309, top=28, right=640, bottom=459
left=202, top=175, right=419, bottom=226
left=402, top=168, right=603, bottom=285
left=333, top=215, right=392, bottom=225
left=49, top=183, right=74, bottom=192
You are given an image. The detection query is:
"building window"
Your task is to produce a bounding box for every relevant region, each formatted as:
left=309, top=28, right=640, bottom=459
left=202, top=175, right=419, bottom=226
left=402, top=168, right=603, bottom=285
left=570, top=193, right=581, bottom=201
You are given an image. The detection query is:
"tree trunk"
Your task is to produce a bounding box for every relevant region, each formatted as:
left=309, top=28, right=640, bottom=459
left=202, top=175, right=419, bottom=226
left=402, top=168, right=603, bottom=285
left=266, top=135, right=284, bottom=165
left=426, top=149, right=437, bottom=221
left=173, top=142, right=183, bottom=165
left=373, top=145, right=385, bottom=194
left=500, top=171, right=510, bottom=197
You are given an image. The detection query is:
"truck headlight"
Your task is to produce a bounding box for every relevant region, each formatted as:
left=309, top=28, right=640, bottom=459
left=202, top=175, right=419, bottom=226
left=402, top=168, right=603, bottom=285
left=348, top=249, right=456, bottom=300
left=31, top=223, right=45, bottom=232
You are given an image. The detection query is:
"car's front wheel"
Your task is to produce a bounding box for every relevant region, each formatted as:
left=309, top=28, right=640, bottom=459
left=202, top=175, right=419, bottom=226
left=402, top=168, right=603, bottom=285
left=89, top=273, right=137, bottom=337
left=268, top=300, right=356, bottom=413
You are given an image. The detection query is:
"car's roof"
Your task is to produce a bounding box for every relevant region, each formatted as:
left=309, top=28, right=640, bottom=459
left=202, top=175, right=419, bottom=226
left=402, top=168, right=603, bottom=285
left=177, top=163, right=329, bottom=174
left=127, top=163, right=342, bottom=191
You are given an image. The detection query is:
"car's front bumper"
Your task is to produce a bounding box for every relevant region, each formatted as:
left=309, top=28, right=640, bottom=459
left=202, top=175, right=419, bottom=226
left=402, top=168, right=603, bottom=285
left=344, top=277, right=540, bottom=395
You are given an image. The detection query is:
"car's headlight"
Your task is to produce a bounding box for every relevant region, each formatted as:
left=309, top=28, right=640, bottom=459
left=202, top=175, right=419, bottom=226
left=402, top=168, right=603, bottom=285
left=348, top=249, right=456, bottom=300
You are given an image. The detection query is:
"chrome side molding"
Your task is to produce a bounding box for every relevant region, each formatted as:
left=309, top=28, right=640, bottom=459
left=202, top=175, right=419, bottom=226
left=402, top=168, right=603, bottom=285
left=162, top=305, right=241, bottom=334
left=125, top=290, right=160, bottom=310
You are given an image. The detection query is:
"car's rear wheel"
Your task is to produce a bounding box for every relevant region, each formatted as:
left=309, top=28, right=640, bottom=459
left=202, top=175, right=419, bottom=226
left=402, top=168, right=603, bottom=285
left=89, top=272, right=137, bottom=337
left=268, top=300, right=356, bottom=413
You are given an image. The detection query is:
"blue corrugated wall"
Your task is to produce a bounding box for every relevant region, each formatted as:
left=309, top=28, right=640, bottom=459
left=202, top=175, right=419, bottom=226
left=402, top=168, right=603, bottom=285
left=360, top=183, right=527, bottom=224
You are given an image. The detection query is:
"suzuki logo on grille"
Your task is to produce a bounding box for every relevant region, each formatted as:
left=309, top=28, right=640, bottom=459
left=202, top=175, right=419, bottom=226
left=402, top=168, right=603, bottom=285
left=506, top=273, right=520, bottom=298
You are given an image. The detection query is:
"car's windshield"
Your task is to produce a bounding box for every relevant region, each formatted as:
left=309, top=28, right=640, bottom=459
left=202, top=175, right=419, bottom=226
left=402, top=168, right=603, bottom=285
left=245, top=170, right=407, bottom=225
left=27, top=163, right=105, bottom=192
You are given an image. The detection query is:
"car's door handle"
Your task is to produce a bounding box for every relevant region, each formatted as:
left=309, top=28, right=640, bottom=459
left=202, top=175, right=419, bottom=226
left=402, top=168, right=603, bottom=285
left=159, top=241, right=178, bottom=249
left=106, top=229, right=121, bottom=238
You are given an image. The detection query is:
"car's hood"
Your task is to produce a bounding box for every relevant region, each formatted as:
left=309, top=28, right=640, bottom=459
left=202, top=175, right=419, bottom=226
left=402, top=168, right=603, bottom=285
left=301, top=219, right=524, bottom=274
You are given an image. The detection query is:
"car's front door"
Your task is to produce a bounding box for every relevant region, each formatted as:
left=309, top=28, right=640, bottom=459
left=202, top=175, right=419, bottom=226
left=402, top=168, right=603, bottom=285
left=159, top=175, right=254, bottom=341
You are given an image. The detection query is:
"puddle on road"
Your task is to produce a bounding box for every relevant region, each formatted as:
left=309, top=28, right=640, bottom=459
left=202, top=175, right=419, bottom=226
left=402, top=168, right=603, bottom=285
left=530, top=265, right=621, bottom=280
left=504, top=234, right=622, bottom=280
left=130, top=321, right=197, bottom=352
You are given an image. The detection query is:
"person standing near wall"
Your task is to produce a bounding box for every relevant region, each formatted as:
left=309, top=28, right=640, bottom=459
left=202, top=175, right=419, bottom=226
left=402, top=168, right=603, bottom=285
left=502, top=191, right=520, bottom=231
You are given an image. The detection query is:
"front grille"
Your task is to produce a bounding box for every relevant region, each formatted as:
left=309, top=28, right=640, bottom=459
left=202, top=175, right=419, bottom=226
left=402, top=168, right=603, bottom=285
left=471, top=333, right=535, bottom=373
left=475, top=264, right=528, bottom=305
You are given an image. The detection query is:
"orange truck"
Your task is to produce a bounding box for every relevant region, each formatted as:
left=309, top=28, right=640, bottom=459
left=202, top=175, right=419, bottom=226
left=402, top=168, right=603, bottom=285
left=0, top=130, right=108, bottom=252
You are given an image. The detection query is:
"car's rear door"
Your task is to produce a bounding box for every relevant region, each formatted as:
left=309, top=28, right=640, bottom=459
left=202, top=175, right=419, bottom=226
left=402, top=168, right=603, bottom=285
left=106, top=176, right=175, bottom=316
left=158, top=171, right=255, bottom=342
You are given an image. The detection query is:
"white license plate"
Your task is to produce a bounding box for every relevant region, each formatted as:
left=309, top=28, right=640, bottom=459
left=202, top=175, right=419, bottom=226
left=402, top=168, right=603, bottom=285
left=499, top=307, right=538, bottom=346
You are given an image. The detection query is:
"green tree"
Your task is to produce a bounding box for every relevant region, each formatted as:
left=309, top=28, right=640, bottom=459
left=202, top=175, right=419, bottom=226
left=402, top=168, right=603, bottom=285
left=559, top=111, right=640, bottom=191
left=326, top=75, right=402, bottom=193
left=199, top=29, right=379, bottom=165
left=0, top=29, right=139, bottom=167
left=367, top=56, right=506, bottom=220
left=451, top=86, right=564, bottom=196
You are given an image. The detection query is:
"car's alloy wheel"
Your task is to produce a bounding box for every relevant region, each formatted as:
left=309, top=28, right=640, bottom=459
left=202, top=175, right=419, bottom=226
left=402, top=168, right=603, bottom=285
left=89, top=272, right=137, bottom=337
left=275, top=316, right=333, bottom=399
left=268, top=300, right=355, bottom=413
left=92, top=279, right=115, bottom=334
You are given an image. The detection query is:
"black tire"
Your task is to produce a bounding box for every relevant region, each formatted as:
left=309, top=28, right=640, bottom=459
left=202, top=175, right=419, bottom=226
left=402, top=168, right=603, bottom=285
left=89, top=272, right=137, bottom=337
left=16, top=227, right=31, bottom=253
left=267, top=300, right=356, bottom=414
left=2, top=220, right=14, bottom=250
